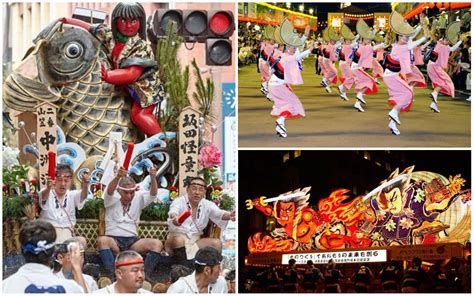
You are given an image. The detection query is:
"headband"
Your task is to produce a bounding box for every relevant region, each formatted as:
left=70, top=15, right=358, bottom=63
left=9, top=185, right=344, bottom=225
left=117, top=184, right=139, bottom=191
left=194, top=258, right=221, bottom=266
left=22, top=240, right=56, bottom=255
left=115, top=258, right=144, bottom=267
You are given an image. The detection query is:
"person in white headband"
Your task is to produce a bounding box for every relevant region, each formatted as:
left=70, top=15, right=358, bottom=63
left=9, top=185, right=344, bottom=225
left=96, top=165, right=165, bottom=282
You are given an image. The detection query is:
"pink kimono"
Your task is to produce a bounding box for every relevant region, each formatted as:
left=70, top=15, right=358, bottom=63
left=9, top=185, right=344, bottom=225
left=383, top=43, right=414, bottom=112
left=339, top=44, right=356, bottom=90
left=353, top=44, right=378, bottom=95
left=427, top=42, right=455, bottom=97
left=372, top=47, right=385, bottom=78
left=270, top=53, right=305, bottom=119
left=322, top=43, right=338, bottom=84
left=319, top=44, right=328, bottom=78
left=406, top=46, right=427, bottom=88
left=258, top=42, right=273, bottom=82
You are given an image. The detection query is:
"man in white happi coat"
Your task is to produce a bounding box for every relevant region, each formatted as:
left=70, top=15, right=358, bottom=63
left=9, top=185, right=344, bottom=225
left=96, top=166, right=164, bottom=280
left=3, top=220, right=85, bottom=293
left=166, top=247, right=228, bottom=293
left=39, top=164, right=89, bottom=245
left=165, top=177, right=235, bottom=263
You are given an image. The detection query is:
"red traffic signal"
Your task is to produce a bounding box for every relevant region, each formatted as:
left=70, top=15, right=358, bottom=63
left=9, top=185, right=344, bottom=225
left=147, top=9, right=234, bottom=66
left=206, top=39, right=232, bottom=66
left=208, top=10, right=234, bottom=38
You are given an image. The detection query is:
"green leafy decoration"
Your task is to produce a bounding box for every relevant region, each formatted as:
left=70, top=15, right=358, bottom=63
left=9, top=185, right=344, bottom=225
left=414, top=188, right=425, bottom=203
left=76, top=198, right=104, bottom=219
left=140, top=202, right=170, bottom=221
left=156, top=20, right=191, bottom=132
left=191, top=59, right=215, bottom=120
left=385, top=219, right=396, bottom=232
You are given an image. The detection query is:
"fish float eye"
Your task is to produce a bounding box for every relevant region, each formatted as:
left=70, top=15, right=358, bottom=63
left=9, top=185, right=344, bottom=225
left=65, top=43, right=83, bottom=59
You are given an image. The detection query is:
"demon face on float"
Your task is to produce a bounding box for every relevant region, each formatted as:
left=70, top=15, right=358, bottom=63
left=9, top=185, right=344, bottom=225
left=247, top=166, right=471, bottom=253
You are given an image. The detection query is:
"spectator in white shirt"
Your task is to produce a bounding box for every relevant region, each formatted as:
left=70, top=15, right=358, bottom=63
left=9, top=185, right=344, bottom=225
left=3, top=220, right=85, bottom=293
left=94, top=250, right=151, bottom=293
left=55, top=238, right=99, bottom=292
left=39, top=164, right=88, bottom=246
left=166, top=247, right=228, bottom=293
left=96, top=166, right=164, bottom=280
left=165, top=177, right=235, bottom=264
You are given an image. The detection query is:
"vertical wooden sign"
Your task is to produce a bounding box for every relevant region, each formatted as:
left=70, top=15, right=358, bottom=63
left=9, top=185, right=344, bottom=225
left=36, top=102, right=57, bottom=190
left=178, top=107, right=201, bottom=194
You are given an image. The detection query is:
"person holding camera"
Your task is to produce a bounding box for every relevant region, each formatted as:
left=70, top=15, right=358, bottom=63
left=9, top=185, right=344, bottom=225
left=165, top=177, right=235, bottom=265
left=55, top=238, right=98, bottom=292
left=166, top=247, right=228, bottom=293
left=39, top=164, right=89, bottom=245
left=3, top=220, right=85, bottom=293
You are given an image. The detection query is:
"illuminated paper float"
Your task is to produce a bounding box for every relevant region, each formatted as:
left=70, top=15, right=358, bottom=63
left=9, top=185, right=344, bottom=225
left=247, top=166, right=471, bottom=253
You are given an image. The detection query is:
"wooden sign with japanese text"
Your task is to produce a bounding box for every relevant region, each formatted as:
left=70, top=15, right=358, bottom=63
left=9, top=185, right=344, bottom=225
left=36, top=102, right=57, bottom=190
left=178, top=107, right=201, bottom=194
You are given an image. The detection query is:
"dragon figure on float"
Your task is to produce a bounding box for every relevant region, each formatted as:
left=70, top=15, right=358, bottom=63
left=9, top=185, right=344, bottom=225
left=246, top=166, right=471, bottom=253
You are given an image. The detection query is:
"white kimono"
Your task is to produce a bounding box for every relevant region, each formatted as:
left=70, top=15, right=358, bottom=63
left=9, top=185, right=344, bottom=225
left=3, top=263, right=84, bottom=293
left=166, top=272, right=228, bottom=293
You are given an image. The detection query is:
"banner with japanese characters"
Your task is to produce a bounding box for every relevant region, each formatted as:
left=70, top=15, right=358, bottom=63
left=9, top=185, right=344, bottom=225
left=282, top=249, right=387, bottom=265
left=36, top=102, right=57, bottom=190
left=178, top=107, right=201, bottom=194
left=390, top=242, right=464, bottom=261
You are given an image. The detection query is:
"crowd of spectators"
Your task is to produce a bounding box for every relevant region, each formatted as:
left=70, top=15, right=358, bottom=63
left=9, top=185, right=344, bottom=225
left=241, top=256, right=471, bottom=293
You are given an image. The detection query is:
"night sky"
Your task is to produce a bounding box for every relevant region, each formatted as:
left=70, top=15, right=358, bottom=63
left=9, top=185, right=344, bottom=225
left=288, top=3, right=392, bottom=21
left=238, top=150, right=471, bottom=262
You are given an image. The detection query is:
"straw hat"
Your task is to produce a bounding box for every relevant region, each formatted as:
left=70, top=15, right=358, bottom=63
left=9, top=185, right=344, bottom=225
left=273, top=26, right=284, bottom=45
left=263, top=26, right=275, bottom=41
left=328, top=27, right=340, bottom=42
left=392, top=3, right=413, bottom=15
left=322, top=27, right=330, bottom=42
left=446, top=21, right=461, bottom=45
left=390, top=11, right=415, bottom=36
left=341, top=24, right=356, bottom=40
left=280, top=18, right=305, bottom=47
left=356, top=19, right=376, bottom=40
left=374, top=31, right=385, bottom=43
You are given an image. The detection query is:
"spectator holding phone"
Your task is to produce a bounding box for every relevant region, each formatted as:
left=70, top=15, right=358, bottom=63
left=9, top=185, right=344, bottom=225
left=55, top=238, right=98, bottom=292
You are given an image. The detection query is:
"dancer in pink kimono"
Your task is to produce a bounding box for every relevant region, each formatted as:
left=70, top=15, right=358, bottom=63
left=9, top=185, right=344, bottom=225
left=267, top=44, right=314, bottom=138
left=426, top=29, right=463, bottom=113
left=259, top=39, right=275, bottom=95
left=318, top=37, right=329, bottom=90
left=263, top=43, right=283, bottom=102
left=321, top=29, right=341, bottom=93
left=337, top=26, right=359, bottom=101
left=372, top=34, right=386, bottom=85
left=351, top=34, right=383, bottom=112
left=383, top=11, right=429, bottom=135
left=405, top=26, right=430, bottom=90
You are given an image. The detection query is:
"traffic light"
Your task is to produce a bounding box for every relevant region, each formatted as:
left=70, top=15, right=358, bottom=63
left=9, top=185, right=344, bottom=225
left=183, top=10, right=208, bottom=42
left=151, top=9, right=183, bottom=36
left=206, top=10, right=234, bottom=66
left=148, top=9, right=234, bottom=66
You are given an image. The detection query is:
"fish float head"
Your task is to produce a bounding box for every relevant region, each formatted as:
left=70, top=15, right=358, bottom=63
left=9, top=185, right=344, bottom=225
left=34, top=22, right=100, bottom=86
